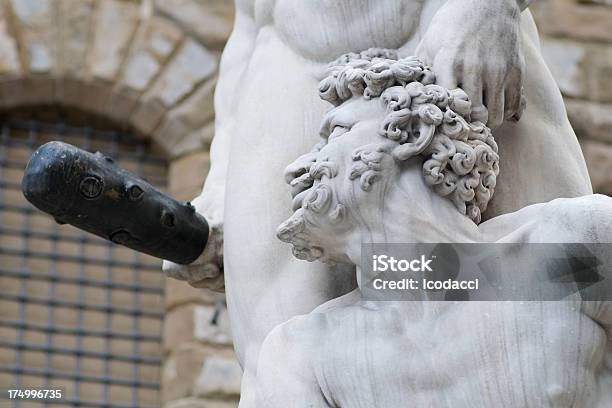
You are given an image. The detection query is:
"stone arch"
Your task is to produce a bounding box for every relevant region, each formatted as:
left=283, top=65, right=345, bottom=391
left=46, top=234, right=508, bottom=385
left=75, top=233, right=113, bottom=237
left=0, top=0, right=232, bottom=158
left=0, top=0, right=241, bottom=405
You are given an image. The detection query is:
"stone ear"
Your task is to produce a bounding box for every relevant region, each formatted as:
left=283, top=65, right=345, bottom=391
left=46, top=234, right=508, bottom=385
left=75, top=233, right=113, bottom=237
left=392, top=122, right=435, bottom=161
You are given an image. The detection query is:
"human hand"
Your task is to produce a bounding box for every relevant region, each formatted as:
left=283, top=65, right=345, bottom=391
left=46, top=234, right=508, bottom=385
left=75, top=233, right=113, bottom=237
left=416, top=0, right=526, bottom=128
left=162, top=195, right=224, bottom=291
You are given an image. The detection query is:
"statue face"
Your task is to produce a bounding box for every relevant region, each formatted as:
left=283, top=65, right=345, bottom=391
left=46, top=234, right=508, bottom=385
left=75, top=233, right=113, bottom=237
left=317, top=97, right=389, bottom=183
left=278, top=96, right=394, bottom=263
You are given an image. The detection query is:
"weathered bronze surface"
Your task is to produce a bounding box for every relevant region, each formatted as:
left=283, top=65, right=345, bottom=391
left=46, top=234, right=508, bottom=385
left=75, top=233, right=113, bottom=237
left=22, top=141, right=209, bottom=265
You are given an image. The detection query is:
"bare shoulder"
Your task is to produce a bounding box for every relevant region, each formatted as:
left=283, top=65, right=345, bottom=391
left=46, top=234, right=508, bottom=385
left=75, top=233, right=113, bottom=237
left=537, top=195, right=612, bottom=324
left=255, top=314, right=331, bottom=406
left=536, top=195, right=612, bottom=243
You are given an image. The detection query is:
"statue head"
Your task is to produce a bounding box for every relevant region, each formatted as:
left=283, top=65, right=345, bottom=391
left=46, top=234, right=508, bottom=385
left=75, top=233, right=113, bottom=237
left=277, top=49, right=499, bottom=264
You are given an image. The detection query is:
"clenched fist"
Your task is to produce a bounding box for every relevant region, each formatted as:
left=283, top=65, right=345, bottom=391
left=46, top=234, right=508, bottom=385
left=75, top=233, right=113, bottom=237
left=417, top=0, right=526, bottom=129
left=162, top=195, right=225, bottom=291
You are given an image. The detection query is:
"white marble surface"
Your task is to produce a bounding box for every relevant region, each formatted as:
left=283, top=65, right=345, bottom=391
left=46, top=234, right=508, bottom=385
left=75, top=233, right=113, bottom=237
left=163, top=1, right=595, bottom=405
left=262, top=52, right=611, bottom=407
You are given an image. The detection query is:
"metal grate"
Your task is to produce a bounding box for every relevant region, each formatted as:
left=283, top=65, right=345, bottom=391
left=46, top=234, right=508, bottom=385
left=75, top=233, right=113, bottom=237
left=0, top=116, right=167, bottom=408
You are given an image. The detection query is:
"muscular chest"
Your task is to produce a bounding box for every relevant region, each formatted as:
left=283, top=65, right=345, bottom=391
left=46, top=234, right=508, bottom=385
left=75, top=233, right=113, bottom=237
left=254, top=0, right=426, bottom=61
left=318, top=303, right=606, bottom=407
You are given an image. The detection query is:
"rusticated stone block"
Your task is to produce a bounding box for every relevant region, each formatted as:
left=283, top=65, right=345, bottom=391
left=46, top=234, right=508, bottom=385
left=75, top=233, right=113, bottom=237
left=65, top=78, right=115, bottom=119
left=153, top=76, right=216, bottom=155
left=89, top=0, right=139, bottom=82
left=58, top=77, right=94, bottom=109
left=10, top=0, right=55, bottom=73
left=192, top=304, right=232, bottom=346
left=582, top=140, right=612, bottom=195
left=0, top=1, right=20, bottom=75
left=539, top=38, right=612, bottom=104
left=164, top=303, right=232, bottom=353
left=16, top=74, right=55, bottom=104
left=130, top=97, right=168, bottom=136
left=0, top=75, right=55, bottom=107
left=103, top=87, right=140, bottom=125
left=566, top=99, right=612, bottom=144
left=144, top=39, right=217, bottom=108
left=585, top=46, right=612, bottom=104
left=56, top=0, right=94, bottom=78
left=193, top=357, right=242, bottom=398
left=0, top=77, right=25, bottom=108
left=124, top=50, right=161, bottom=91
left=540, top=39, right=587, bottom=99
left=531, top=0, right=612, bottom=44
left=168, top=150, right=210, bottom=200
left=165, top=277, right=220, bottom=310
left=154, top=0, right=234, bottom=50
left=120, top=17, right=183, bottom=92
left=170, top=122, right=215, bottom=158
left=164, top=305, right=196, bottom=352
left=162, top=346, right=207, bottom=402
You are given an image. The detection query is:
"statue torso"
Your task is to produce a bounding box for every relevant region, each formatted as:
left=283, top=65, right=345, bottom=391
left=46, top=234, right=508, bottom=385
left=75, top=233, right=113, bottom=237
left=227, top=0, right=433, bottom=193
left=262, top=0, right=427, bottom=61
left=305, top=302, right=610, bottom=408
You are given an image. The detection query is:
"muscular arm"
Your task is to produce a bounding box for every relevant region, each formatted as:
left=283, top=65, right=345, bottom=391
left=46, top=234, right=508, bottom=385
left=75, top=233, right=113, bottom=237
left=162, top=1, right=257, bottom=290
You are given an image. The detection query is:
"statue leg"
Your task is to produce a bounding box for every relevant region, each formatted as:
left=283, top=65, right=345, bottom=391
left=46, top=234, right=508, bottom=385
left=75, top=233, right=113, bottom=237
left=484, top=10, right=592, bottom=219
left=223, top=200, right=355, bottom=406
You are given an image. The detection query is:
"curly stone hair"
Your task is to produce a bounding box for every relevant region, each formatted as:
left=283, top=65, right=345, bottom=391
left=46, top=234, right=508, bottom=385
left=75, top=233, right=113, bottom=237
left=318, top=49, right=499, bottom=224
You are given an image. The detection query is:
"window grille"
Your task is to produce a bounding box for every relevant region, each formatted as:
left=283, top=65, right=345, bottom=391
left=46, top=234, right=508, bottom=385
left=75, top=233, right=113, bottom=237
left=0, top=115, right=167, bottom=408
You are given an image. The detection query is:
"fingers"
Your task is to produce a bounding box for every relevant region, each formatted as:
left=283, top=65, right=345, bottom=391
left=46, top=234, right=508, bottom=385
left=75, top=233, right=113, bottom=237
left=504, top=86, right=521, bottom=122
left=163, top=258, right=223, bottom=290
left=423, top=46, right=524, bottom=128
left=485, top=89, right=505, bottom=130
left=415, top=41, right=432, bottom=66
left=484, top=69, right=505, bottom=129
left=190, top=273, right=225, bottom=292
left=461, top=71, right=488, bottom=124
left=503, top=65, right=524, bottom=122
left=432, top=53, right=458, bottom=90
left=163, top=259, right=188, bottom=280
left=163, top=260, right=206, bottom=282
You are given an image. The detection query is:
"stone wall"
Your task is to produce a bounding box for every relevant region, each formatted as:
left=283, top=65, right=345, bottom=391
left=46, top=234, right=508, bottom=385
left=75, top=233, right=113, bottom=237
left=0, top=0, right=230, bottom=159
left=531, top=0, right=612, bottom=195
left=0, top=0, right=240, bottom=407
left=164, top=153, right=242, bottom=408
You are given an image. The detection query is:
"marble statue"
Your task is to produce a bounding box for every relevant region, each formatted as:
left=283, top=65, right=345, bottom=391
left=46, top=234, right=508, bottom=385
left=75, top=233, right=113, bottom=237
left=253, top=51, right=611, bottom=406
left=163, top=1, right=595, bottom=404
